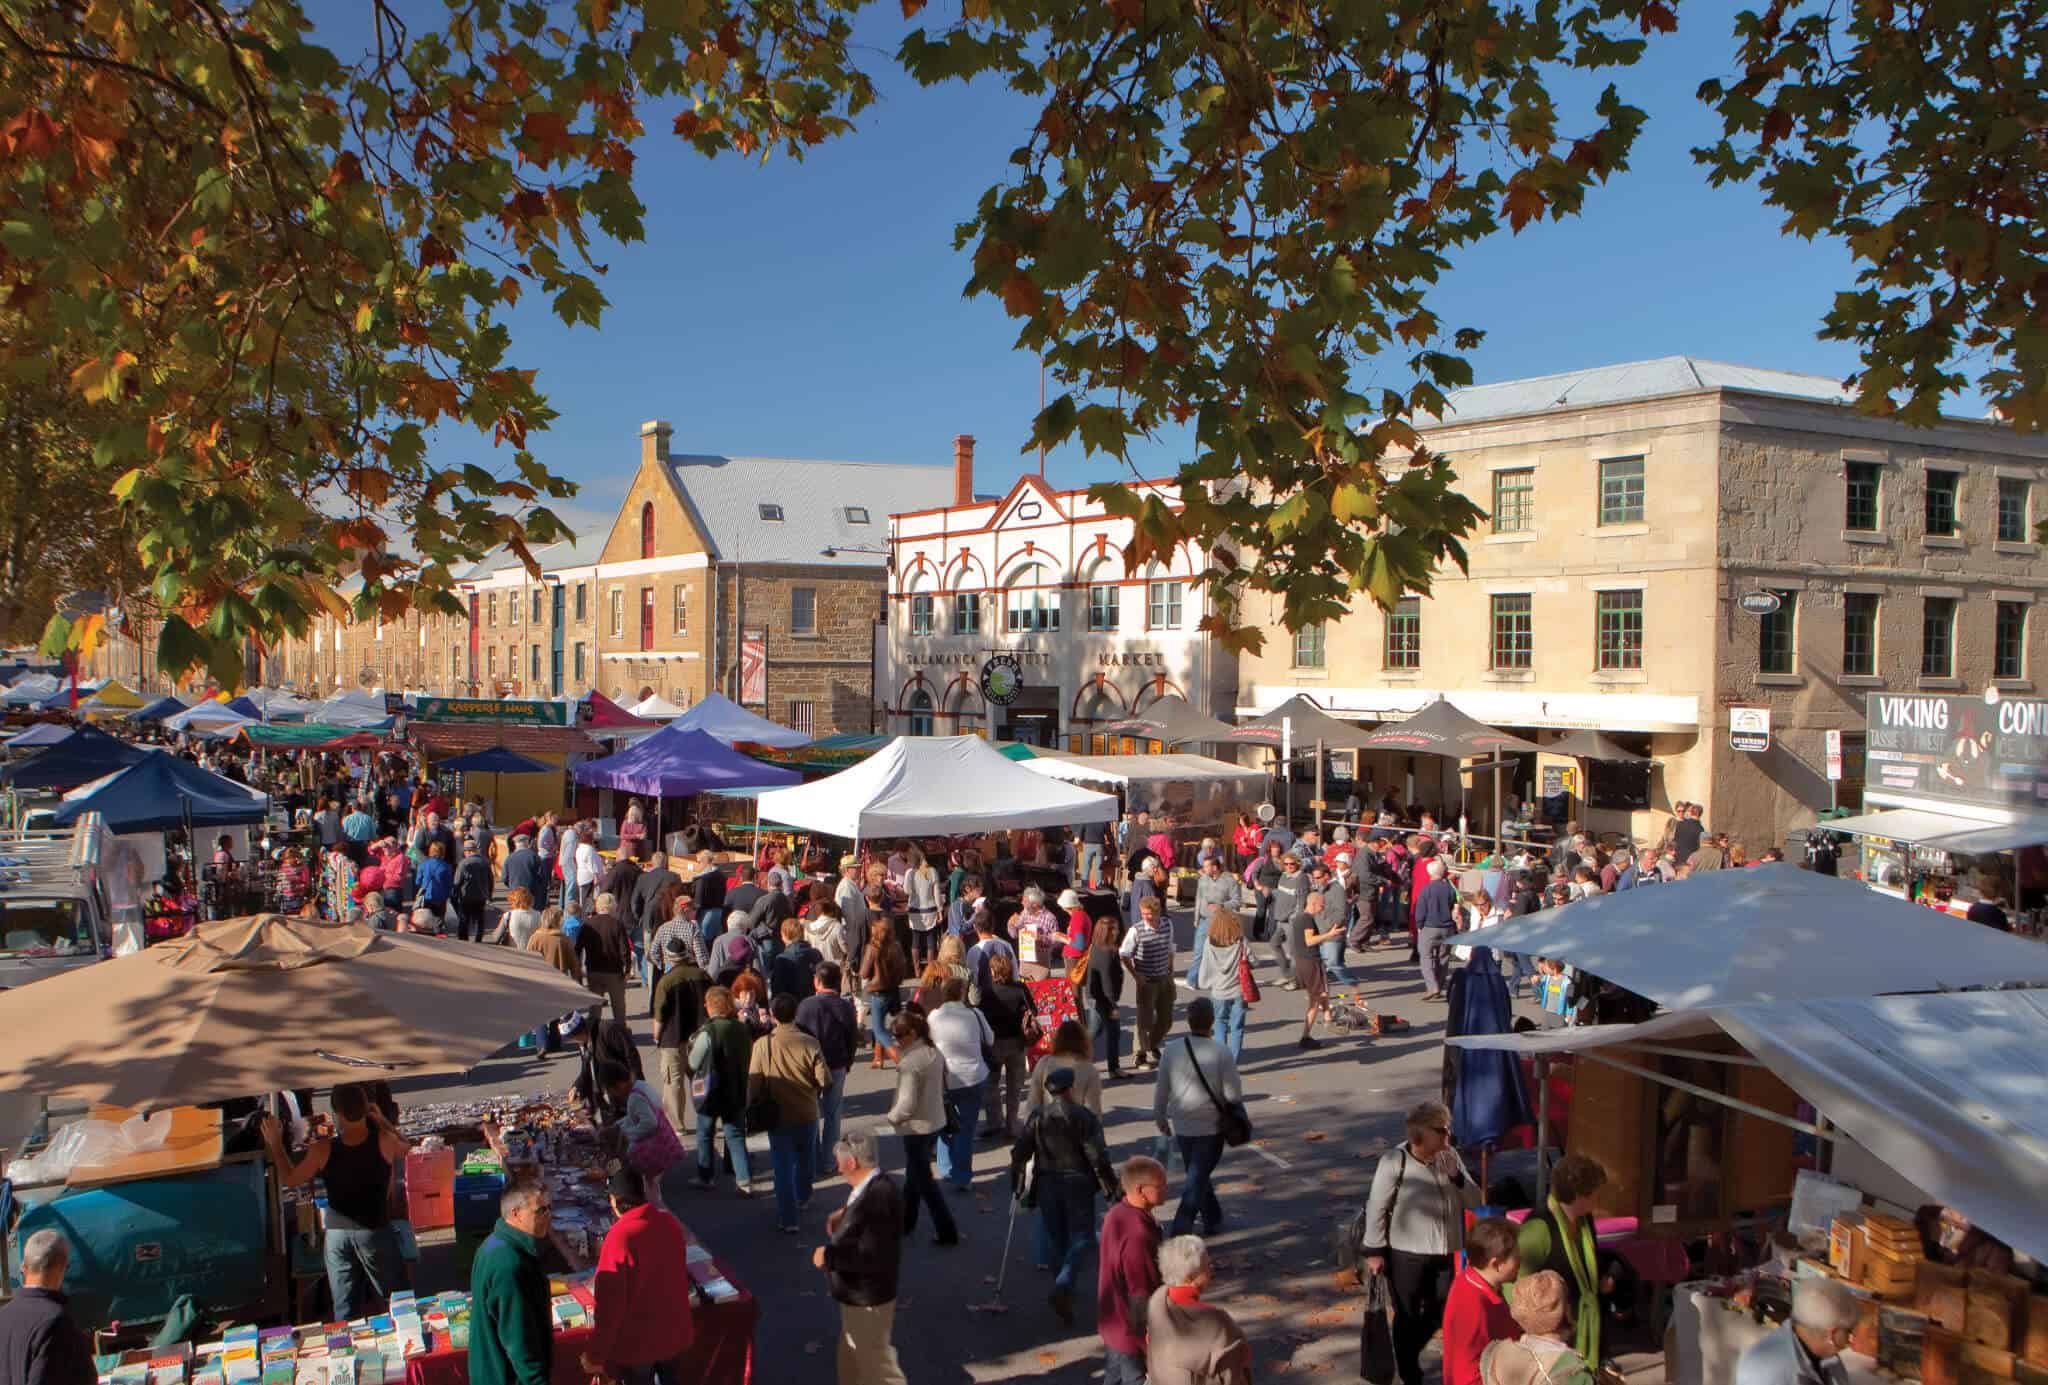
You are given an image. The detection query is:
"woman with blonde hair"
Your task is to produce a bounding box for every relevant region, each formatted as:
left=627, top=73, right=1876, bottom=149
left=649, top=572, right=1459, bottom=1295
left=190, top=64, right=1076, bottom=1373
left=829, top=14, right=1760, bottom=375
left=500, top=885, right=541, bottom=949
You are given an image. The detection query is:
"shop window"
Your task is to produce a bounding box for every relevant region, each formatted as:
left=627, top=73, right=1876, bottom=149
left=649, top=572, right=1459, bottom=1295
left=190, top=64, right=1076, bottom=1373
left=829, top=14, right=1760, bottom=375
left=1088, top=584, right=1120, bottom=632
left=1491, top=468, right=1534, bottom=533
left=1758, top=591, right=1798, bottom=675
left=792, top=586, right=817, bottom=635
left=1147, top=580, right=1183, bottom=630
left=1597, top=456, right=1644, bottom=525
left=1924, top=468, right=1959, bottom=537
left=1844, top=461, right=1882, bottom=531
left=1292, top=623, right=1326, bottom=669
left=1385, top=597, right=1420, bottom=669
left=1921, top=596, right=1956, bottom=678
left=909, top=593, right=934, bottom=636
left=1490, top=594, right=1532, bottom=670
left=907, top=689, right=934, bottom=737
left=1998, top=477, right=2030, bottom=544
left=1996, top=601, right=2027, bottom=681
left=1843, top=592, right=1879, bottom=676
left=1595, top=590, right=1643, bottom=670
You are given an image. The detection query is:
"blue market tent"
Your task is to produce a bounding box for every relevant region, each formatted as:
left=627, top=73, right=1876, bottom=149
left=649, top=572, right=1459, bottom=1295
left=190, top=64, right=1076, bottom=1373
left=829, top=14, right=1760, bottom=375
left=439, top=747, right=557, bottom=775
left=223, top=695, right=264, bottom=720
left=52, top=751, right=269, bottom=834
left=127, top=696, right=188, bottom=723
left=4, top=723, right=75, bottom=750
left=573, top=725, right=802, bottom=798
left=35, top=680, right=101, bottom=711
left=0, top=723, right=148, bottom=790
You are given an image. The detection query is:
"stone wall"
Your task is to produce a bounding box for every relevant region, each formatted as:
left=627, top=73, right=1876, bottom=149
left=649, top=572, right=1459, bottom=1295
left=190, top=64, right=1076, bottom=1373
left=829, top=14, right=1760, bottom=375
left=734, top=565, right=885, bottom=734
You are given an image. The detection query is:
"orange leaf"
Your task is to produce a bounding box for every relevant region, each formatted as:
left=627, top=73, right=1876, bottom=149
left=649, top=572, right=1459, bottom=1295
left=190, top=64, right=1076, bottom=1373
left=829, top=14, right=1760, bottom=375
left=1502, top=181, right=1545, bottom=232
left=1000, top=271, right=1041, bottom=317
left=520, top=111, right=576, bottom=164
left=589, top=0, right=612, bottom=32
left=901, top=0, right=926, bottom=15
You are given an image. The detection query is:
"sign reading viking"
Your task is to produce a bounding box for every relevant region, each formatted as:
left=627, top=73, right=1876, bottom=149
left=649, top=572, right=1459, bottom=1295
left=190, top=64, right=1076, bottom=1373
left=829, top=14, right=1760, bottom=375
left=1866, top=691, right=2048, bottom=810
left=980, top=654, right=1023, bottom=706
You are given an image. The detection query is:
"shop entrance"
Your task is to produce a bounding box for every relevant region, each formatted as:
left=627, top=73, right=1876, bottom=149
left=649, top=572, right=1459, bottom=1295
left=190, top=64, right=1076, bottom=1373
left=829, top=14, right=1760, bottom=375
left=1006, top=709, right=1059, bottom=746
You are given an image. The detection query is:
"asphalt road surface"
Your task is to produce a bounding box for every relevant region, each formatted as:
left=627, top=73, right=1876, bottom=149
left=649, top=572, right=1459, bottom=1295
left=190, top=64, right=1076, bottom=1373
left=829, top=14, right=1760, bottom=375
left=392, top=904, right=1513, bottom=1384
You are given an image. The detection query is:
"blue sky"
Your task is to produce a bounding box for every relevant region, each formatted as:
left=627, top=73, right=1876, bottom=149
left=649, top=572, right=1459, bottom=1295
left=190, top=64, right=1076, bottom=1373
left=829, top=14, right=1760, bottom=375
left=412, top=1, right=1937, bottom=524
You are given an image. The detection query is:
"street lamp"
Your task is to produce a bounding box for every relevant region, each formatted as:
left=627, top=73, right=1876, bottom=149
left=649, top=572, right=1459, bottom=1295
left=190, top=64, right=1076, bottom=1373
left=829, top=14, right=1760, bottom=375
left=820, top=543, right=890, bottom=559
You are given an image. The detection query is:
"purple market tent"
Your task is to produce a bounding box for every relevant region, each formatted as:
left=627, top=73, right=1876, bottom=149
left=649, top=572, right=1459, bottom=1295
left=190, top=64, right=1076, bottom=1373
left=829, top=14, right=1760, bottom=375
left=573, top=725, right=803, bottom=798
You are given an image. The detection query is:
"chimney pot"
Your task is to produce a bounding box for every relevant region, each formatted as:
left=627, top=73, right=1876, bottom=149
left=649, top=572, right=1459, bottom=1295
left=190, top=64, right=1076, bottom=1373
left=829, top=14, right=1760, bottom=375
left=952, top=433, right=976, bottom=507
left=640, top=419, right=673, bottom=465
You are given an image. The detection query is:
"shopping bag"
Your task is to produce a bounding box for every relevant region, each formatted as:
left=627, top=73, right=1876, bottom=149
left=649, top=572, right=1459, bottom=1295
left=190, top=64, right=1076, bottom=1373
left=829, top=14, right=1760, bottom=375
left=1359, top=1270, right=1397, bottom=1385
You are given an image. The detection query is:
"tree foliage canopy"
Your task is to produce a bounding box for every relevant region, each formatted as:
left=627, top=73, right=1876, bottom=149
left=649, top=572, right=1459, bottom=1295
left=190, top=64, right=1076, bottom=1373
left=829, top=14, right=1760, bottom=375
left=0, top=0, right=2038, bottom=676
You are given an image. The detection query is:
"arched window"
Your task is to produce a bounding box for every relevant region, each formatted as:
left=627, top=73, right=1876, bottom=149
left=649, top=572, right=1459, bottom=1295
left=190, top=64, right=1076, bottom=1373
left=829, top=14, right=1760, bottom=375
left=905, top=569, right=936, bottom=637
left=907, top=688, right=934, bottom=737
left=639, top=502, right=655, bottom=560
left=1004, top=561, right=1060, bottom=633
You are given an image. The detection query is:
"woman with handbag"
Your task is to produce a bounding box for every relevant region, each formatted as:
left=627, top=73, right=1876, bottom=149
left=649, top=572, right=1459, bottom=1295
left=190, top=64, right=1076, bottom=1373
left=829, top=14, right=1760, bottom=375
left=1194, top=908, right=1255, bottom=1060
left=1359, top=1099, right=1485, bottom=1385
left=883, top=1008, right=959, bottom=1246
left=1153, top=997, right=1244, bottom=1238
left=598, top=1060, right=685, bottom=1210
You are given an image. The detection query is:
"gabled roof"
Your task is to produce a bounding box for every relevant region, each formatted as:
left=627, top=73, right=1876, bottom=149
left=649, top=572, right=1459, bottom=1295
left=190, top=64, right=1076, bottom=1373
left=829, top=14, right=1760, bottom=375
left=665, top=453, right=947, bottom=566
left=457, top=529, right=611, bottom=583
left=1423, top=355, right=1856, bottom=429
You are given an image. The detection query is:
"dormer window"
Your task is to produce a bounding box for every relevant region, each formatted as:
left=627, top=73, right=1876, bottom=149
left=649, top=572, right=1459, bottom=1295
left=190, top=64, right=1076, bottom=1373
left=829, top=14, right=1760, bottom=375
left=758, top=503, right=784, bottom=522
left=845, top=506, right=870, bottom=525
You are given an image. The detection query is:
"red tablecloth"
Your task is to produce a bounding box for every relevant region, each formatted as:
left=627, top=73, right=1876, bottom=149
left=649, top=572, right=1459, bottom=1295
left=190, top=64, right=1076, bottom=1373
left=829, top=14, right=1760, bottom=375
left=405, top=1253, right=758, bottom=1385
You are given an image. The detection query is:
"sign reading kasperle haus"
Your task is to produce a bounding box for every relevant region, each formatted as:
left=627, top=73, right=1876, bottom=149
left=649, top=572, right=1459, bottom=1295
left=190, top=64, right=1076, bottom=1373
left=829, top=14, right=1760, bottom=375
left=1866, top=691, right=2048, bottom=810
left=411, top=696, right=571, bottom=726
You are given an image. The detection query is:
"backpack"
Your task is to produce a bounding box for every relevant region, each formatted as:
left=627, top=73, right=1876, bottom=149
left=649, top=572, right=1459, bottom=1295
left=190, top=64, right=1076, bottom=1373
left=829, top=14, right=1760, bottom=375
left=686, top=1026, right=719, bottom=1107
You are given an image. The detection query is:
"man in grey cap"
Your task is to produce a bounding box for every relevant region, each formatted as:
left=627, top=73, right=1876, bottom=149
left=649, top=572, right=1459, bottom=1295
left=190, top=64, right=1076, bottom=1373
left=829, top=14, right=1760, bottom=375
left=1008, top=1067, right=1119, bottom=1325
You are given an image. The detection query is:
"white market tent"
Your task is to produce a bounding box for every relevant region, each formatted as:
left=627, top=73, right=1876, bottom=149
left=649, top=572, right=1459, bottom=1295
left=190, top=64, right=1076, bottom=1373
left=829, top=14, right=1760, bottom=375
left=628, top=693, right=686, bottom=719
left=1, top=674, right=60, bottom=707
left=1452, top=990, right=2048, bottom=1264
left=664, top=692, right=812, bottom=749
left=756, top=734, right=1117, bottom=839
left=243, top=687, right=318, bottom=720
left=162, top=702, right=254, bottom=735
left=1468, top=863, right=2048, bottom=1007
left=1015, top=749, right=1267, bottom=791
left=310, top=689, right=390, bottom=728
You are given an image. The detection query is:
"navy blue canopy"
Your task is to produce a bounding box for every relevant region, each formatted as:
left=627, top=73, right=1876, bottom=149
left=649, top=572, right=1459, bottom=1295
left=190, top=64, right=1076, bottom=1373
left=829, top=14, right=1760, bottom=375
left=223, top=695, right=264, bottom=720
left=1446, top=947, right=1532, bottom=1151
left=51, top=751, right=269, bottom=834
left=0, top=723, right=148, bottom=790
left=438, top=747, right=557, bottom=775
left=127, top=696, right=188, bottom=723
left=4, top=722, right=75, bottom=750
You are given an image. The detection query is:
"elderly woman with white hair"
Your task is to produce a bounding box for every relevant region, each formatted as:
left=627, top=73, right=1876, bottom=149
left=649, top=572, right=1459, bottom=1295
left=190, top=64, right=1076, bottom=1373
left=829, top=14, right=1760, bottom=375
left=1009, top=884, right=1067, bottom=981
left=1145, top=1234, right=1251, bottom=1385
left=1359, top=1099, right=1484, bottom=1385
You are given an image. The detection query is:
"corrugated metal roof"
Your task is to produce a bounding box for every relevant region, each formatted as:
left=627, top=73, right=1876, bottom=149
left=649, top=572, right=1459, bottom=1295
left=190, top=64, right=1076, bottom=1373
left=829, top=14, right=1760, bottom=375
left=1423, top=355, right=1855, bottom=429
left=457, top=528, right=612, bottom=582
left=666, top=454, right=948, bottom=566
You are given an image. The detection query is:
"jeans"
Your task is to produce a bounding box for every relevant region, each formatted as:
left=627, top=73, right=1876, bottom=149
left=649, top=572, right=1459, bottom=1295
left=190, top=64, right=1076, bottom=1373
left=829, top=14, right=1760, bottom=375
left=1184, top=917, right=1209, bottom=988
left=1320, top=932, right=1354, bottom=984
left=1134, top=976, right=1175, bottom=1061
left=815, top=1068, right=848, bottom=1169
left=1169, top=1133, right=1225, bottom=1236
left=767, top=1125, right=814, bottom=1230
left=1078, top=843, right=1104, bottom=888
left=1039, top=1172, right=1100, bottom=1292
left=1085, top=998, right=1122, bottom=1073
left=865, top=993, right=898, bottom=1052
left=899, top=1132, right=958, bottom=1242
left=937, top=1080, right=984, bottom=1190
left=1213, top=995, right=1246, bottom=1060
left=695, top=1110, right=751, bottom=1187
left=1417, top=926, right=1452, bottom=994
left=1102, top=1348, right=1148, bottom=1385
left=323, top=1225, right=402, bottom=1319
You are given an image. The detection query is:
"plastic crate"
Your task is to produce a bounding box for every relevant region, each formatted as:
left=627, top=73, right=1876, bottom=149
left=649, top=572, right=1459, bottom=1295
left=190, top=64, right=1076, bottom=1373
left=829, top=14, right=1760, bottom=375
left=405, top=1148, right=455, bottom=1230
left=451, top=1172, right=505, bottom=1233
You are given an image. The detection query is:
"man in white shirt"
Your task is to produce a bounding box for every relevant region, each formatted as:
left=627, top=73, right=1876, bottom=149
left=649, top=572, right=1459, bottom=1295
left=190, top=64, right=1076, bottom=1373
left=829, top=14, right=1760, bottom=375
left=556, top=818, right=581, bottom=909
left=573, top=822, right=601, bottom=913
left=1151, top=997, right=1241, bottom=1237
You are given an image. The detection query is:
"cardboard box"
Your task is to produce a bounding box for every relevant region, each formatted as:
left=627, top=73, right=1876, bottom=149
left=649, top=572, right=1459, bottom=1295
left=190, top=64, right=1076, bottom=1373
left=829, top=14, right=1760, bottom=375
left=2023, top=1296, right=2048, bottom=1368
left=1920, top=1263, right=1971, bottom=1333
left=1969, top=1272, right=2030, bottom=1351
left=1962, top=1341, right=2017, bottom=1380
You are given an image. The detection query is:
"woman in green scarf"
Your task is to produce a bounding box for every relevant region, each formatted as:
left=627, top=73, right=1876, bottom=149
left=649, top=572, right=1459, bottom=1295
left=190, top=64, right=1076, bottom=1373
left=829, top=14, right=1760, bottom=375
left=1513, top=1155, right=1611, bottom=1365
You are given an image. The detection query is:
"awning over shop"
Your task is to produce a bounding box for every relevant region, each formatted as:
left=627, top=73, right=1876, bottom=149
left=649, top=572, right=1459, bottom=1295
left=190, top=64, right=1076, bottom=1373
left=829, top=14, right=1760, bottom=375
left=1821, top=804, right=2048, bottom=854
left=1016, top=751, right=1267, bottom=790
left=1542, top=729, right=1652, bottom=762
left=1469, top=863, right=2048, bottom=1007
left=1451, top=991, right=2048, bottom=1265
left=412, top=722, right=602, bottom=756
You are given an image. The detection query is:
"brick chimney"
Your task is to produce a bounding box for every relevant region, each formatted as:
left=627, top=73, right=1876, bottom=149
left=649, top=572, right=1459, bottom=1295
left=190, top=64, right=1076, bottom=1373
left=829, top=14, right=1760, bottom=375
left=952, top=433, right=976, bottom=507
left=640, top=419, right=672, bottom=466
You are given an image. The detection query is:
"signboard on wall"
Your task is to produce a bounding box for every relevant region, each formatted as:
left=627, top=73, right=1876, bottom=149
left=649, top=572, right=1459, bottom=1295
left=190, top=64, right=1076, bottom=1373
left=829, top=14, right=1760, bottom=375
left=1540, top=764, right=1576, bottom=798
left=1825, top=729, right=1843, bottom=782
left=1866, top=691, right=2048, bottom=809
left=412, top=696, right=570, bottom=725
left=980, top=654, right=1023, bottom=706
left=739, top=629, right=767, bottom=705
left=1729, top=705, right=1772, bottom=753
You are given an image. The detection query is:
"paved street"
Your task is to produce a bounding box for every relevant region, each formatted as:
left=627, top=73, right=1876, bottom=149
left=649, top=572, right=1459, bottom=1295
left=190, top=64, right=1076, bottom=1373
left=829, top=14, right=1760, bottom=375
left=393, top=903, right=1501, bottom=1383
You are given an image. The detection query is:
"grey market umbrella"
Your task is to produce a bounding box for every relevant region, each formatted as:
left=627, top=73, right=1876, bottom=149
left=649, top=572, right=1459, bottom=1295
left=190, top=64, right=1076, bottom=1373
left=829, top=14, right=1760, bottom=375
left=1097, top=696, right=1235, bottom=746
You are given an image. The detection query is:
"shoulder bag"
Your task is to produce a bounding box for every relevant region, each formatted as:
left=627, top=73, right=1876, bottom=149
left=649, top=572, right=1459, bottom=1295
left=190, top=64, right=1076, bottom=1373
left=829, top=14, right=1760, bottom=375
left=1183, top=1036, right=1251, bottom=1147
left=744, top=1032, right=783, bottom=1134
left=1237, top=950, right=1262, bottom=1004
left=1359, top=1146, right=1409, bottom=1385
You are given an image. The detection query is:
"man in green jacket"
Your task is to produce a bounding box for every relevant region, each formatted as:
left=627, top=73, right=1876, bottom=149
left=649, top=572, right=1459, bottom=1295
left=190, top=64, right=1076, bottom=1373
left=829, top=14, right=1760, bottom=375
left=469, top=1183, right=554, bottom=1385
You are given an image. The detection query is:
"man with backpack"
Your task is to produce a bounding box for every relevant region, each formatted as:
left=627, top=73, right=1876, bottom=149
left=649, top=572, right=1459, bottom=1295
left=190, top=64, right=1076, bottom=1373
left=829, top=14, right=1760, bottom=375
left=452, top=840, right=494, bottom=944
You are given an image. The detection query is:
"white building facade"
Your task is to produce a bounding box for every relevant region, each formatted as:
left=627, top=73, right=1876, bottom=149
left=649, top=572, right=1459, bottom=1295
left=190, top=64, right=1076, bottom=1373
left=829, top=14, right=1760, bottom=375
left=878, top=475, right=1232, bottom=748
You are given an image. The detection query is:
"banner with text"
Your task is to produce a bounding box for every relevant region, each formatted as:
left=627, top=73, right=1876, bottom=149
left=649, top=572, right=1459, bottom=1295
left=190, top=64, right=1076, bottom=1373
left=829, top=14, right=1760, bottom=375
left=739, top=630, right=767, bottom=706
left=410, top=696, right=571, bottom=726
left=1865, top=691, right=2048, bottom=810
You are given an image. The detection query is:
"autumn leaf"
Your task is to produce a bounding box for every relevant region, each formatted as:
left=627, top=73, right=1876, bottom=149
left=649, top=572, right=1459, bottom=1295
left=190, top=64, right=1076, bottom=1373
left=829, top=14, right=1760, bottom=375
left=520, top=111, right=576, bottom=164
left=1502, top=180, right=1546, bottom=231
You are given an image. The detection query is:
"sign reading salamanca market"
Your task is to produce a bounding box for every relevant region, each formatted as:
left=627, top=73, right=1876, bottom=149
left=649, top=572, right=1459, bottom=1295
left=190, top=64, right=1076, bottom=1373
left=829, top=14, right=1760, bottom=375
left=1866, top=691, right=2048, bottom=811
